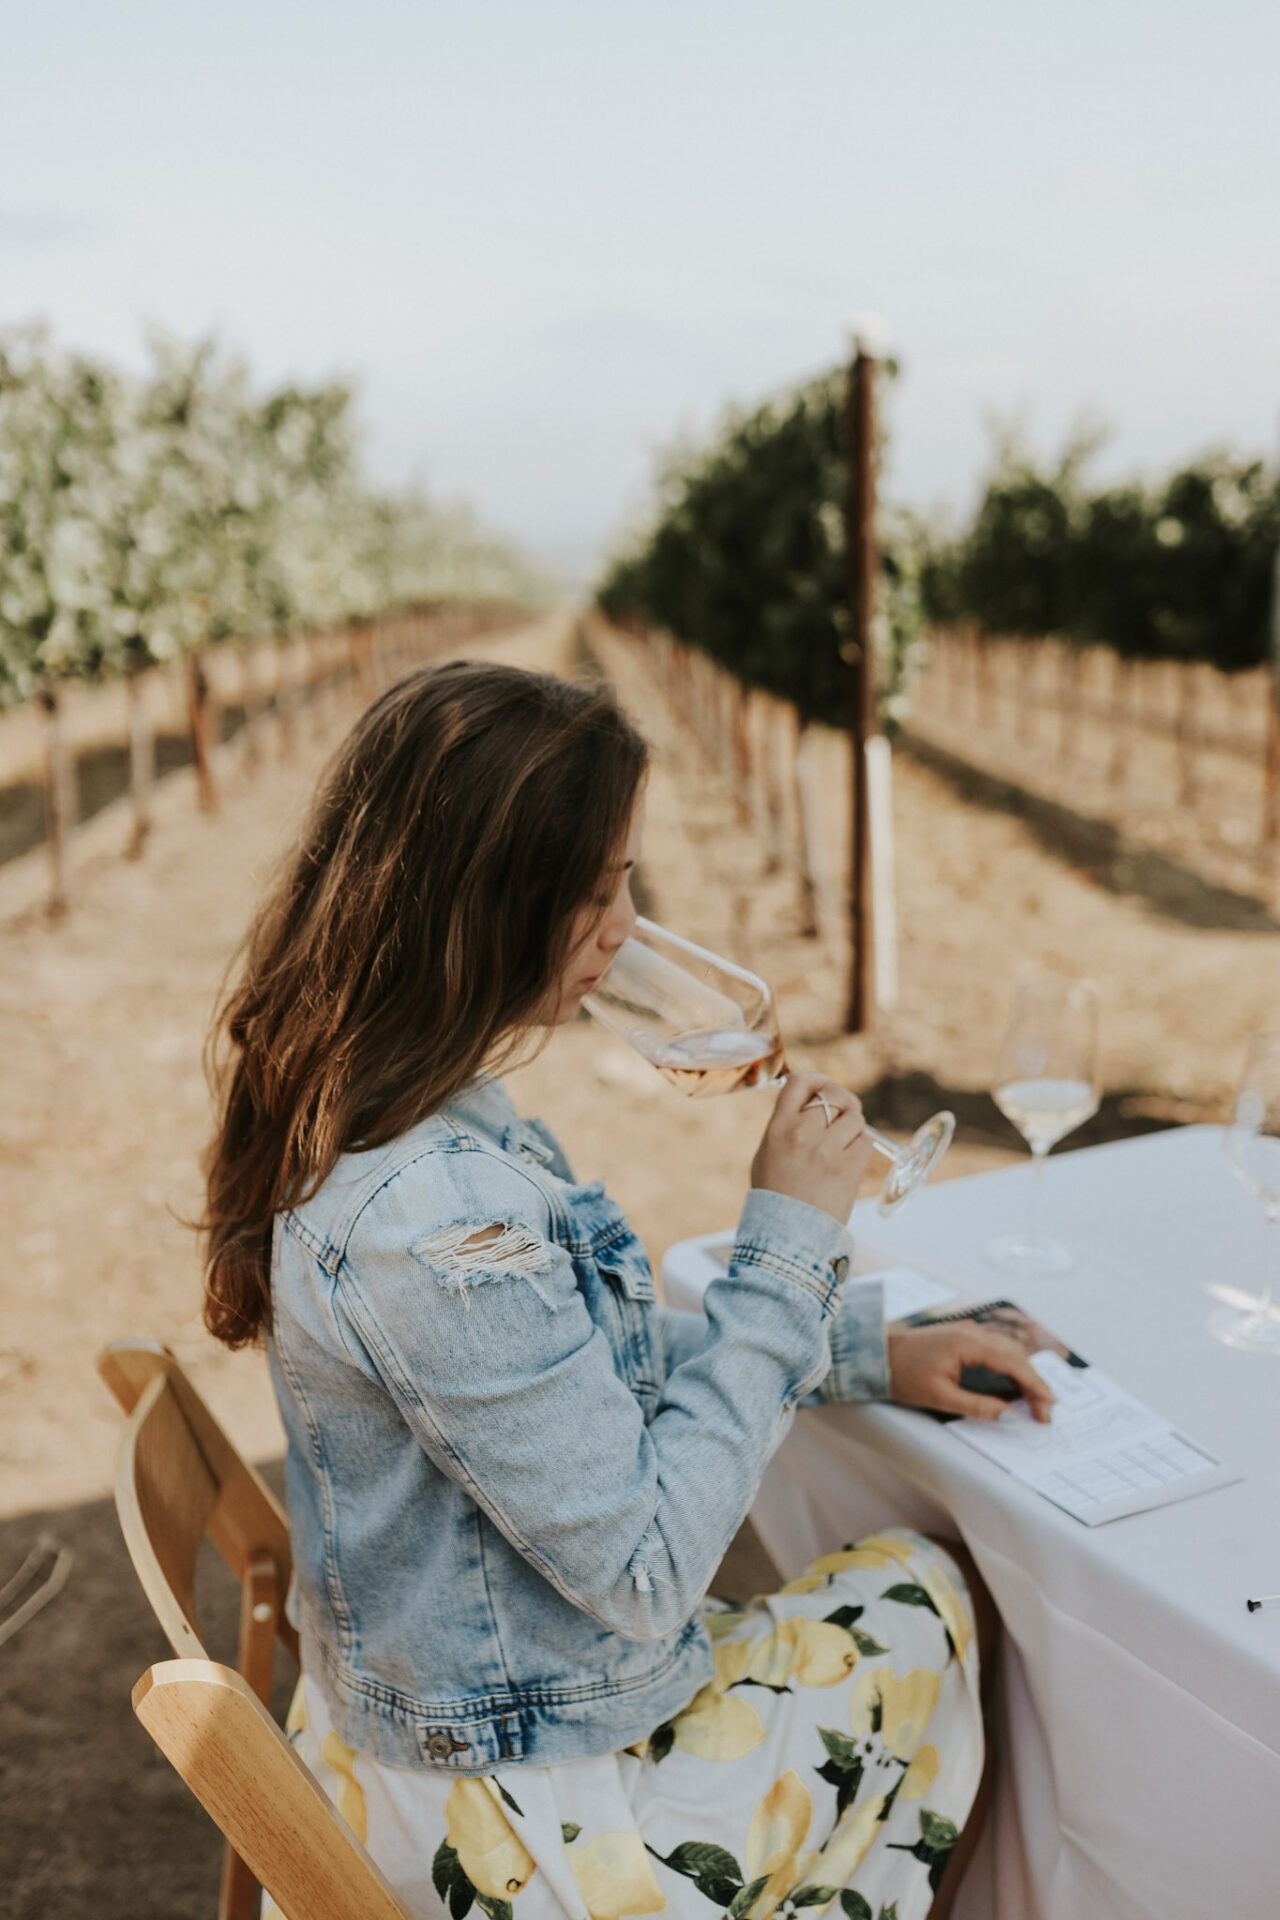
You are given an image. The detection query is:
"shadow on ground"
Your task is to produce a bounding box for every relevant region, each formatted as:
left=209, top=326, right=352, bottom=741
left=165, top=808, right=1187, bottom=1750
left=861, top=1068, right=1197, bottom=1148
left=0, top=1464, right=294, bottom=1920
left=899, top=730, right=1278, bottom=935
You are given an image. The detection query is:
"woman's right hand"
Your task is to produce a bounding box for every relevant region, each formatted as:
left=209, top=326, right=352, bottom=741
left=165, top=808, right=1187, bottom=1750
left=750, top=1072, right=875, bottom=1223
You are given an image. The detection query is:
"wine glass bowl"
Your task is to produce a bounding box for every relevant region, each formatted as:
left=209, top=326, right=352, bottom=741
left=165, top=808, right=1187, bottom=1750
left=584, top=918, right=955, bottom=1215
left=583, top=920, right=785, bottom=1096
left=1208, top=1033, right=1280, bottom=1353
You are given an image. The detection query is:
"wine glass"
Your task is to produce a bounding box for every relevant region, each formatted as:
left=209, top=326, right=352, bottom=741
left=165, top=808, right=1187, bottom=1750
left=1207, top=1032, right=1280, bottom=1353
left=582, top=918, right=954, bottom=1215
left=986, top=980, right=1100, bottom=1275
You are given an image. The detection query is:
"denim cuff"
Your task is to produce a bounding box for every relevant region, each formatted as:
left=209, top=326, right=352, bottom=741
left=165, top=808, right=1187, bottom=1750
left=733, top=1188, right=856, bottom=1312
left=817, top=1275, right=891, bottom=1403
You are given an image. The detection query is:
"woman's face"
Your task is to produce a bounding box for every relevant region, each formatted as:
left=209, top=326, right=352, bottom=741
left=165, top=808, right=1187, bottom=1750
left=544, top=793, right=645, bottom=1026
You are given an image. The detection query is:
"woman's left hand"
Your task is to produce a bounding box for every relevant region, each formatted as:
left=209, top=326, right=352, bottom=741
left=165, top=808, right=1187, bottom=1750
left=886, top=1320, right=1057, bottom=1423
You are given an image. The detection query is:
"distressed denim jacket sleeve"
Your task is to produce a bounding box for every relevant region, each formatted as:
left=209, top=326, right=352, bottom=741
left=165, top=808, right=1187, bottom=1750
left=657, top=1210, right=890, bottom=1407
left=334, top=1160, right=872, bottom=1645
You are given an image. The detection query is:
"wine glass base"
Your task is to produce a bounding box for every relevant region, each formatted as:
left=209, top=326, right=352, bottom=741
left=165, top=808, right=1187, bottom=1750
left=876, top=1111, right=956, bottom=1216
left=1206, top=1305, right=1280, bottom=1353
left=984, top=1232, right=1074, bottom=1277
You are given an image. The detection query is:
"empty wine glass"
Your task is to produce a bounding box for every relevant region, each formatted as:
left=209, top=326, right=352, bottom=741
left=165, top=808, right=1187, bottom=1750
left=986, top=980, right=1100, bottom=1275
left=1207, top=1032, right=1280, bottom=1354
left=583, top=917, right=954, bottom=1215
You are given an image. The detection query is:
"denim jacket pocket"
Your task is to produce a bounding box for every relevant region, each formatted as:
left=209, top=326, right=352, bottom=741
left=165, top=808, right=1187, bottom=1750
left=568, top=1192, right=661, bottom=1416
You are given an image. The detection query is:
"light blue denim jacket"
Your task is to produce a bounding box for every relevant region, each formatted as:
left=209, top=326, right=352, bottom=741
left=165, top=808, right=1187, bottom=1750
left=267, top=1079, right=888, bottom=1773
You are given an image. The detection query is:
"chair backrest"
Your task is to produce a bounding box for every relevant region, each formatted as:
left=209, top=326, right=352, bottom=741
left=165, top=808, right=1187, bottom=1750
left=134, top=1659, right=410, bottom=1920
left=98, top=1338, right=299, bottom=1668
left=100, top=1338, right=302, bottom=1920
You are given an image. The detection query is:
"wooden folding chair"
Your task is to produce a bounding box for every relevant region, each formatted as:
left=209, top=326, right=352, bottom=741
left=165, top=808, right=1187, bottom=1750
left=98, top=1338, right=409, bottom=1920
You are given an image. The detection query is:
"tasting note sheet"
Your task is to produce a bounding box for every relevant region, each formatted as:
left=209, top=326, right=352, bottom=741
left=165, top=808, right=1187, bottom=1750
left=949, top=1349, right=1239, bottom=1525
left=853, top=1270, right=1241, bottom=1527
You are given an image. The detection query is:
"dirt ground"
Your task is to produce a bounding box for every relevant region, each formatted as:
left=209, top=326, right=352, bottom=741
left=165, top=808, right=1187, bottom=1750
left=3, top=607, right=1278, bottom=1915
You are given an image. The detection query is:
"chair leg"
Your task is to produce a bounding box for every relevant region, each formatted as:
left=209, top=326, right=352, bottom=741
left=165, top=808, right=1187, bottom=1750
left=239, top=1552, right=282, bottom=1707
left=218, top=1553, right=283, bottom=1920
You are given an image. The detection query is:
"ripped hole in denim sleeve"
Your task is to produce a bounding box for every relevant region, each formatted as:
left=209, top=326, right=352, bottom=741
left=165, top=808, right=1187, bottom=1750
left=415, top=1222, right=558, bottom=1306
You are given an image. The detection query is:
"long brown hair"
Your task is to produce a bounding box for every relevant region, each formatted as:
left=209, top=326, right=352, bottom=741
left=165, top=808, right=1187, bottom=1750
left=202, top=659, right=649, bottom=1348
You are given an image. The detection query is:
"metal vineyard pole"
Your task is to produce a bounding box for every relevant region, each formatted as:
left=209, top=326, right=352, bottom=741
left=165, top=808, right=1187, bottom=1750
left=845, top=340, right=878, bottom=1032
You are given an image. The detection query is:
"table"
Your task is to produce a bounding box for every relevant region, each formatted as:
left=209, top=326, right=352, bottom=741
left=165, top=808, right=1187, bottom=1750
left=661, top=1127, right=1280, bottom=1920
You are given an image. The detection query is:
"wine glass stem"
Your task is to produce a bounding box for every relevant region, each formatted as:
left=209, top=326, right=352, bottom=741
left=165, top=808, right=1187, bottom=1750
left=1259, top=1209, right=1278, bottom=1316
left=866, top=1126, right=898, bottom=1165
left=1027, top=1146, right=1048, bottom=1246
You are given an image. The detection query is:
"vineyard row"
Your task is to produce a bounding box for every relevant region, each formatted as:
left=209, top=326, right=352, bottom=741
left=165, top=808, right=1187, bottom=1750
left=2, top=602, right=520, bottom=919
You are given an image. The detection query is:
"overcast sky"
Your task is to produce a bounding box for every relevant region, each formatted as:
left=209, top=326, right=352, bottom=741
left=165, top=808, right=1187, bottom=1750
left=4, top=0, right=1278, bottom=580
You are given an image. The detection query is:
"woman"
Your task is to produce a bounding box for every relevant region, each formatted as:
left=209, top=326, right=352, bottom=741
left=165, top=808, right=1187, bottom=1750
left=203, top=660, right=1052, bottom=1920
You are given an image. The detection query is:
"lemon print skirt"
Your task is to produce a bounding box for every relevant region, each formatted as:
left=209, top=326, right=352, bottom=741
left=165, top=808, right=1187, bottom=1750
left=273, top=1530, right=983, bottom=1920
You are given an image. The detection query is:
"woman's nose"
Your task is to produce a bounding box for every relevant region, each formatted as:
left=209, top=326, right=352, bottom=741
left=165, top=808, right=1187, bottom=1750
left=600, top=898, right=636, bottom=952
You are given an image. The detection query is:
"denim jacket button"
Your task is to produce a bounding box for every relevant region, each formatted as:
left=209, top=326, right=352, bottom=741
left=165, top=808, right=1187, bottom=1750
left=831, top=1255, right=849, bottom=1284
left=425, top=1729, right=460, bottom=1760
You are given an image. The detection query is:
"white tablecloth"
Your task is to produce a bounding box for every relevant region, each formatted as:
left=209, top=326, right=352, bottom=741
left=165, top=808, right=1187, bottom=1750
left=661, top=1126, right=1280, bottom=1920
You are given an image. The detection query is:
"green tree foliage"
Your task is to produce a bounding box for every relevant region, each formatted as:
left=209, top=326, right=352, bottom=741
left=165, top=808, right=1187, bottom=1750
left=0, top=326, right=546, bottom=707
left=596, top=368, right=928, bottom=726
left=923, top=432, right=1280, bottom=669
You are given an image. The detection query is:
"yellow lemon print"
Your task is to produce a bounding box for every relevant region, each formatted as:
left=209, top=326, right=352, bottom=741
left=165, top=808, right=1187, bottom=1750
left=744, top=1771, right=817, bottom=1917
left=801, top=1792, right=888, bottom=1911
left=706, top=1605, right=748, bottom=1640
left=922, top=1559, right=974, bottom=1668
left=320, top=1731, right=368, bottom=1844
left=714, top=1638, right=753, bottom=1689
left=900, top=1743, right=941, bottom=1801
left=805, top=1532, right=918, bottom=1578
left=849, top=1533, right=919, bottom=1568
left=849, top=1666, right=941, bottom=1759
left=566, top=1831, right=667, bottom=1918
left=745, top=1618, right=857, bottom=1689
left=445, top=1778, right=536, bottom=1899
left=777, top=1571, right=828, bottom=1596
left=671, top=1680, right=766, bottom=1761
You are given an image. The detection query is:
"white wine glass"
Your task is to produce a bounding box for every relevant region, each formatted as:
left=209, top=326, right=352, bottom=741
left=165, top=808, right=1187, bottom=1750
left=1208, top=1032, right=1280, bottom=1354
left=582, top=917, right=955, bottom=1215
left=986, top=980, right=1100, bottom=1275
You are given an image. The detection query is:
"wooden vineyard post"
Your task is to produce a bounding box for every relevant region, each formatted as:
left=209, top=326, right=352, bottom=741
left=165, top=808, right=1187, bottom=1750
left=760, top=694, right=786, bottom=875
left=792, top=714, right=821, bottom=940
left=240, top=643, right=269, bottom=771
left=976, top=629, right=994, bottom=731
left=1264, top=548, right=1280, bottom=868
left=731, top=679, right=752, bottom=821
left=304, top=634, right=328, bottom=741
left=844, top=337, right=878, bottom=1032
left=1018, top=638, right=1036, bottom=751
left=1108, top=652, right=1132, bottom=795
left=1054, top=642, right=1072, bottom=773
left=39, top=684, right=75, bottom=914
left=1175, top=659, right=1199, bottom=811
left=125, top=665, right=155, bottom=857
left=1060, top=645, right=1084, bottom=770
left=348, top=618, right=375, bottom=708
left=186, top=648, right=218, bottom=813
left=274, top=634, right=299, bottom=757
